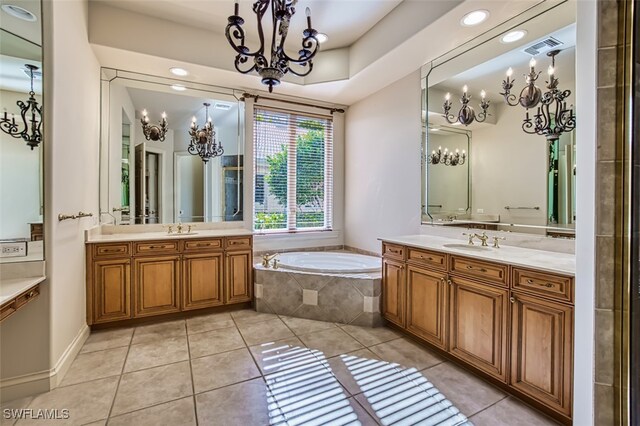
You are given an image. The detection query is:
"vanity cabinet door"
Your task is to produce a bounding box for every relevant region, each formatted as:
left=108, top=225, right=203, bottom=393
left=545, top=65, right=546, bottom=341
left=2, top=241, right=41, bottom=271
left=510, top=292, right=573, bottom=416
left=183, top=253, right=224, bottom=310
left=406, top=265, right=448, bottom=350
left=92, top=259, right=131, bottom=324
left=133, top=256, right=181, bottom=317
left=382, top=258, right=405, bottom=327
left=225, top=250, right=252, bottom=304
left=449, top=276, right=509, bottom=382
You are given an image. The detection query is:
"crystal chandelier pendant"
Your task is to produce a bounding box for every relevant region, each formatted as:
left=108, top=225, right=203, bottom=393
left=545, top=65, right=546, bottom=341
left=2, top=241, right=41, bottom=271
left=0, top=64, right=43, bottom=150
left=188, top=103, right=224, bottom=163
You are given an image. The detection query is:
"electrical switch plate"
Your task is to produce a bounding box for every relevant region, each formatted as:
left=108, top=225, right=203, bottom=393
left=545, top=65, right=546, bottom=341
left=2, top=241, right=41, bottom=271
left=0, top=240, right=27, bottom=258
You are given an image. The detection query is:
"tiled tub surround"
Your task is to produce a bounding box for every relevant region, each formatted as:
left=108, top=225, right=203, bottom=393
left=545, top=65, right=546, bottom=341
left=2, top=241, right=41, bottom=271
left=254, top=264, right=384, bottom=327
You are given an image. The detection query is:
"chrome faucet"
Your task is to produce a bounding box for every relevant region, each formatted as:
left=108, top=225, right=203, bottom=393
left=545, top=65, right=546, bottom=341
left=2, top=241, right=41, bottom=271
left=262, top=253, right=278, bottom=268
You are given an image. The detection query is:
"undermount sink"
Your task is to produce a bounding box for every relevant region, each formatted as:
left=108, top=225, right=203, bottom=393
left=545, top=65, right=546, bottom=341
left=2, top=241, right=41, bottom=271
left=166, top=232, right=198, bottom=237
left=443, top=243, right=493, bottom=251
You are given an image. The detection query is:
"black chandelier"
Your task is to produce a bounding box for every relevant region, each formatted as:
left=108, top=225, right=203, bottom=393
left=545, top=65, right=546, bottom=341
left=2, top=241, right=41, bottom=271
left=188, top=103, right=224, bottom=164
left=500, top=50, right=575, bottom=141
left=225, top=0, right=321, bottom=93
left=429, top=146, right=466, bottom=166
left=141, top=109, right=168, bottom=142
left=0, top=64, right=42, bottom=150
left=443, top=86, right=490, bottom=126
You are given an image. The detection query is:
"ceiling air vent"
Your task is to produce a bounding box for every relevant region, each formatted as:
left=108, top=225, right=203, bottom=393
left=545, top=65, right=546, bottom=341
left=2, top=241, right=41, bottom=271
left=522, top=37, right=563, bottom=56
left=214, top=102, right=232, bottom=111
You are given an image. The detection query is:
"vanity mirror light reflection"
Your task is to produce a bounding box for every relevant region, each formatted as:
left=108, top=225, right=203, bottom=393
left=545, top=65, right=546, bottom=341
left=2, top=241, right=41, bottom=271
left=0, top=28, right=44, bottom=262
left=422, top=1, right=576, bottom=237
left=99, top=69, right=245, bottom=226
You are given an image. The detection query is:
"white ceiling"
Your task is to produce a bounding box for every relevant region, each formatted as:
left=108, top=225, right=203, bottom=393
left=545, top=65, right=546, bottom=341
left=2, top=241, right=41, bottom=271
left=93, top=0, right=402, bottom=51
left=0, top=0, right=42, bottom=45
left=0, top=54, right=42, bottom=94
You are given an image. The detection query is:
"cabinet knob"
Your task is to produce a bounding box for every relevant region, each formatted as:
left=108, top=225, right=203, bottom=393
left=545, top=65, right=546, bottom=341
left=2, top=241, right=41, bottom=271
left=510, top=296, right=516, bottom=304
left=447, top=279, right=453, bottom=286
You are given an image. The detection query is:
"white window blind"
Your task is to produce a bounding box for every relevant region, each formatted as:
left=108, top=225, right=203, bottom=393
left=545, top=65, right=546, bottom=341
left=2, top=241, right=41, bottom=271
left=253, top=106, right=333, bottom=232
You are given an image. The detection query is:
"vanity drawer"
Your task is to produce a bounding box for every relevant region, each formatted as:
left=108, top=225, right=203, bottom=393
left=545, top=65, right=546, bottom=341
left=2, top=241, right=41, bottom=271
left=94, top=243, right=131, bottom=258
left=134, top=241, right=180, bottom=255
left=512, top=268, right=573, bottom=303
left=0, top=301, right=16, bottom=321
left=184, top=238, right=223, bottom=252
left=225, top=236, right=252, bottom=250
left=15, top=285, right=39, bottom=309
left=450, top=256, right=508, bottom=286
left=407, top=247, right=447, bottom=271
left=382, top=243, right=405, bottom=260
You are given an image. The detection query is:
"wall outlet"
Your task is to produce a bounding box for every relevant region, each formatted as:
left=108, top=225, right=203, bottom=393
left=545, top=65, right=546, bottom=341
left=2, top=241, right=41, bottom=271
left=477, top=209, right=484, bottom=213
left=0, top=241, right=27, bottom=258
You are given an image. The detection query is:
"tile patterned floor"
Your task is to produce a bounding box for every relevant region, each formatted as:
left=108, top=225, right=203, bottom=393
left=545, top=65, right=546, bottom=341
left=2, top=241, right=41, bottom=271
left=2, top=310, right=560, bottom=425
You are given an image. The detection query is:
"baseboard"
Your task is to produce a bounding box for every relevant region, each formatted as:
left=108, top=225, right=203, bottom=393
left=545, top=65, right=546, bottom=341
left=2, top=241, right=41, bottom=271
left=0, top=324, right=89, bottom=402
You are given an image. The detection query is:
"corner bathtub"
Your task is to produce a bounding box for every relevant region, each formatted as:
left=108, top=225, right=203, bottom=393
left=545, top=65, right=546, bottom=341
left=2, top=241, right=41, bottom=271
left=254, top=251, right=384, bottom=327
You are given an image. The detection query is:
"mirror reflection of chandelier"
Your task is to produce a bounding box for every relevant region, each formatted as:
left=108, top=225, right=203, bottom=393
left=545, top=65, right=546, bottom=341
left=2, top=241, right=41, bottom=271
left=443, top=86, right=490, bottom=126
left=429, top=146, right=466, bottom=166
left=188, top=103, right=224, bottom=164
left=500, top=49, right=575, bottom=141
left=140, top=109, right=168, bottom=142
left=0, top=64, right=42, bottom=150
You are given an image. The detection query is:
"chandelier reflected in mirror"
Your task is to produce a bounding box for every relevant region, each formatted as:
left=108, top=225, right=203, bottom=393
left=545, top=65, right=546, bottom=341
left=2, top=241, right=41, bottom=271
left=442, top=86, right=490, bottom=126
left=429, top=146, right=466, bottom=166
left=225, top=0, right=321, bottom=93
left=188, top=103, right=224, bottom=164
left=0, top=64, right=42, bottom=150
left=141, top=109, right=168, bottom=142
left=500, top=49, right=575, bottom=141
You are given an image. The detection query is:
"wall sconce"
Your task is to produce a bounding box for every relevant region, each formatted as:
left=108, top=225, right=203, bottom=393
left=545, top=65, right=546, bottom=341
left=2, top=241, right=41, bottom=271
left=140, top=109, right=168, bottom=142
left=429, top=146, right=466, bottom=166
left=443, top=86, right=490, bottom=126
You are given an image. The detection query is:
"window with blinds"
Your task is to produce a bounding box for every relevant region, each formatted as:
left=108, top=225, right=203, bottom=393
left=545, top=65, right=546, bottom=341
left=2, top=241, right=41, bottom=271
left=253, top=107, right=333, bottom=232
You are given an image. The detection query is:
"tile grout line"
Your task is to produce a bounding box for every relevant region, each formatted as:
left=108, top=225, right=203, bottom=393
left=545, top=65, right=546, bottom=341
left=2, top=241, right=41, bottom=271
left=104, top=327, right=136, bottom=423
left=183, top=321, right=199, bottom=426
left=466, top=395, right=510, bottom=421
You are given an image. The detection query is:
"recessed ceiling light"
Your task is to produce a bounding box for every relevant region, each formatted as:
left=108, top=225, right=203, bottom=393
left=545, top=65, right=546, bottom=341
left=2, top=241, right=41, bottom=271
left=170, top=67, right=189, bottom=77
left=1, top=4, right=37, bottom=22
left=171, top=84, right=187, bottom=91
left=461, top=10, right=489, bottom=27
left=501, top=30, right=527, bottom=43
left=316, top=33, right=328, bottom=44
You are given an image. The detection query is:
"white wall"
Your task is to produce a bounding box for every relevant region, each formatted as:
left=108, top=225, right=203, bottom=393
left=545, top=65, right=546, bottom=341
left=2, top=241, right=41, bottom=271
left=344, top=71, right=422, bottom=254
left=0, top=90, right=42, bottom=239
left=426, top=131, right=469, bottom=215
left=44, top=0, right=100, bottom=380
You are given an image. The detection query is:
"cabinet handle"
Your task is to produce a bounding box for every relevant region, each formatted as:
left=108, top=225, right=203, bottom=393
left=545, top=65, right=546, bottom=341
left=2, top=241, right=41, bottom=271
left=466, top=265, right=487, bottom=273
left=510, top=297, right=515, bottom=304
left=447, top=279, right=452, bottom=286
left=26, top=291, right=35, bottom=299
left=527, top=278, right=554, bottom=288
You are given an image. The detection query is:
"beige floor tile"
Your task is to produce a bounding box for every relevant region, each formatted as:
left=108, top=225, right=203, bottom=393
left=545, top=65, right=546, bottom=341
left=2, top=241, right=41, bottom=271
left=14, top=377, right=118, bottom=426
left=111, top=362, right=193, bottom=416
left=186, top=312, right=235, bottom=335
left=81, top=421, right=106, bottom=426
left=196, top=378, right=270, bottom=425
left=369, top=338, right=444, bottom=370
left=339, top=324, right=400, bottom=347
left=279, top=315, right=337, bottom=335
left=248, top=337, right=313, bottom=375
left=423, top=362, right=507, bottom=417
left=191, top=348, right=260, bottom=393
left=108, top=396, right=196, bottom=426
left=348, top=397, right=379, bottom=426
left=131, top=320, right=186, bottom=345
left=298, top=328, right=364, bottom=358
left=1, top=396, right=35, bottom=426
left=187, top=326, right=245, bottom=358
left=327, top=349, right=381, bottom=395
left=60, top=347, right=127, bottom=387
left=230, top=309, right=278, bottom=325
left=80, top=328, right=133, bottom=354
left=236, top=318, right=294, bottom=346
left=124, top=336, right=189, bottom=372
left=469, top=397, right=559, bottom=425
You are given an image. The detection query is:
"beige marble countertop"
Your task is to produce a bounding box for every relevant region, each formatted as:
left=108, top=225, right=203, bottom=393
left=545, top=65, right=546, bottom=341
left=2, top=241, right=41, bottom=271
left=0, top=276, right=45, bottom=305
left=86, top=228, right=253, bottom=243
left=380, top=234, right=575, bottom=276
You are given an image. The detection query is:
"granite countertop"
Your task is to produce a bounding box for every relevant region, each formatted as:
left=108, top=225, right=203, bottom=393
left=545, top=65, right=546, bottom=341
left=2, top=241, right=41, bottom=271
left=0, top=276, right=46, bottom=305
left=86, top=228, right=253, bottom=243
left=380, top=234, right=575, bottom=276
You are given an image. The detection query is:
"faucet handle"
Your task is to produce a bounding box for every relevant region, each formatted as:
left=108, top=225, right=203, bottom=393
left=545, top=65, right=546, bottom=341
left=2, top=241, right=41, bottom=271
left=462, top=232, right=475, bottom=245
left=187, top=224, right=195, bottom=233
left=165, top=224, right=173, bottom=234
left=492, top=236, right=506, bottom=248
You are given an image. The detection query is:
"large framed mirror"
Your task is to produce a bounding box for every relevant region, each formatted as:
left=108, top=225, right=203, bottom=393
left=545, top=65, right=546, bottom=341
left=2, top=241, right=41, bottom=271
left=0, top=9, right=44, bottom=263
left=99, top=69, right=245, bottom=225
left=422, top=0, right=576, bottom=237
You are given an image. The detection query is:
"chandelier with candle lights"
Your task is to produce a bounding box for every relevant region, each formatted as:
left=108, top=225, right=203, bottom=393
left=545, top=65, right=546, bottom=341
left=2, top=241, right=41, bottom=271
left=188, top=103, right=224, bottom=164
left=500, top=49, right=575, bottom=141
left=429, top=145, right=466, bottom=166
left=140, top=109, right=168, bottom=142
left=0, top=64, right=42, bottom=150
left=225, top=0, right=321, bottom=93
left=442, top=86, right=490, bottom=126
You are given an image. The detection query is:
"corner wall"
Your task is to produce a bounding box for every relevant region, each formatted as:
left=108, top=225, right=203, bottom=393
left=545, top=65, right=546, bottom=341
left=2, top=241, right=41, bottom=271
left=344, top=71, right=422, bottom=254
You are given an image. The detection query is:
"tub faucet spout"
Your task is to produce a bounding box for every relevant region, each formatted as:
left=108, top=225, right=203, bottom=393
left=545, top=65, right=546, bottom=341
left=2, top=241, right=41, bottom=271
left=262, top=253, right=279, bottom=268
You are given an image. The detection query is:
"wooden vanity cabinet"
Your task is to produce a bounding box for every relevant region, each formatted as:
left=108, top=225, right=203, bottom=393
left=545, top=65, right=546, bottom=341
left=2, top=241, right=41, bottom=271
left=86, top=235, right=253, bottom=325
left=382, top=257, right=405, bottom=327
left=405, top=265, right=448, bottom=350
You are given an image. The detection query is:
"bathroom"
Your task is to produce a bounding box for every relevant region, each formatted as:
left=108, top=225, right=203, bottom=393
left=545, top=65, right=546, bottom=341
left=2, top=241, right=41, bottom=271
left=0, top=0, right=637, bottom=425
